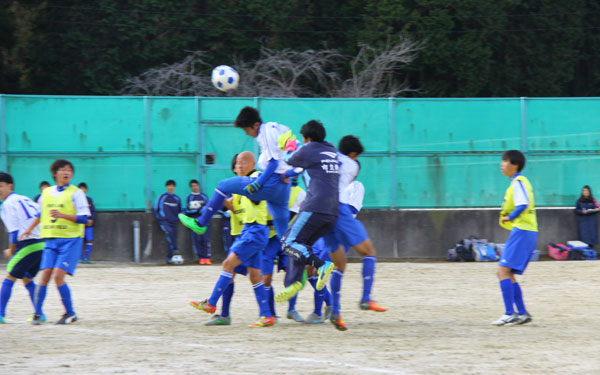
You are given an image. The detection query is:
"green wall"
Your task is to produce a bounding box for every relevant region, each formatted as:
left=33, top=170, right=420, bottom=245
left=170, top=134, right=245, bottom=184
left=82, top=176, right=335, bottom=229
left=1, top=95, right=598, bottom=210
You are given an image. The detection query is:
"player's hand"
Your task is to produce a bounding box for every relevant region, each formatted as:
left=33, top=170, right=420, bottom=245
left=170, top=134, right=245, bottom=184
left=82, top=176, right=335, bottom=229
left=86, top=219, right=94, bottom=227
left=18, top=230, right=31, bottom=241
left=582, top=209, right=588, bottom=214
left=244, top=181, right=261, bottom=195
left=50, top=209, right=63, bottom=218
left=3, top=248, right=13, bottom=259
left=501, top=216, right=511, bottom=223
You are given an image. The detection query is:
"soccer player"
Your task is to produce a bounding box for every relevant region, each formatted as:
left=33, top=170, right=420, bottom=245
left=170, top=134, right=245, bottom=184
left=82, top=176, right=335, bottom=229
left=179, top=106, right=292, bottom=240
left=491, top=150, right=537, bottom=326
left=33, top=181, right=50, bottom=204
left=275, top=120, right=338, bottom=302
left=20, top=159, right=91, bottom=325
left=0, top=172, right=45, bottom=324
left=77, top=182, right=96, bottom=264
left=154, top=180, right=183, bottom=264
left=190, top=151, right=274, bottom=328
left=184, top=179, right=211, bottom=265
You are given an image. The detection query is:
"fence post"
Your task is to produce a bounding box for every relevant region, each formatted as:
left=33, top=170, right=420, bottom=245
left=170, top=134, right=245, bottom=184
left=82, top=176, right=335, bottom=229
left=520, top=97, right=529, bottom=155
left=388, top=98, right=397, bottom=208
left=144, top=96, right=152, bottom=212
left=196, top=97, right=205, bottom=190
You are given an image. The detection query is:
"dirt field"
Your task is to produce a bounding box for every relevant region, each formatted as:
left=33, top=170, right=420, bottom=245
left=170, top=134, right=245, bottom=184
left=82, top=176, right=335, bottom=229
left=2, top=260, right=600, bottom=375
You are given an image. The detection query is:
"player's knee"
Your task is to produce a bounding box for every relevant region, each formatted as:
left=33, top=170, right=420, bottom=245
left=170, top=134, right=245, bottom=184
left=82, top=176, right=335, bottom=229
left=262, top=274, right=273, bottom=286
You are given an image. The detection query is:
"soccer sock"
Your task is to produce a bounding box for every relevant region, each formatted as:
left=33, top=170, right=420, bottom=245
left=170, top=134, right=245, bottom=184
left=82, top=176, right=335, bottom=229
left=265, top=286, right=276, bottom=317
left=252, top=281, right=272, bottom=318
left=197, top=190, right=227, bottom=227
left=330, top=269, right=344, bottom=315
left=84, top=242, right=93, bottom=258
left=35, top=285, right=47, bottom=315
left=24, top=281, right=36, bottom=308
left=288, top=294, right=298, bottom=312
left=0, top=279, right=14, bottom=317
left=513, top=282, right=527, bottom=315
left=57, top=284, right=75, bottom=315
left=322, top=285, right=332, bottom=307
left=208, top=271, right=233, bottom=307
left=499, top=279, right=515, bottom=315
left=308, top=276, right=323, bottom=316
left=221, top=282, right=234, bottom=318
left=361, top=256, right=376, bottom=303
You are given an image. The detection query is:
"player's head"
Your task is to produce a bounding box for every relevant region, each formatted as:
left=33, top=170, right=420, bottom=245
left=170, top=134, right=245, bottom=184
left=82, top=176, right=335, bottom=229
left=300, top=120, right=326, bottom=143
left=338, top=135, right=364, bottom=159
left=189, top=179, right=200, bottom=193
left=39, top=180, right=50, bottom=191
left=501, top=150, right=525, bottom=176
left=235, top=107, right=262, bottom=138
left=78, top=182, right=88, bottom=194
left=50, top=159, right=74, bottom=185
left=0, top=172, right=14, bottom=200
left=235, top=151, right=256, bottom=177
left=165, top=179, right=176, bottom=194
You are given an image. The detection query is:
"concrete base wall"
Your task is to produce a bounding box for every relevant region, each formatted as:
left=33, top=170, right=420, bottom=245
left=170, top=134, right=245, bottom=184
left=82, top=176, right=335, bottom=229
left=0, top=208, right=585, bottom=264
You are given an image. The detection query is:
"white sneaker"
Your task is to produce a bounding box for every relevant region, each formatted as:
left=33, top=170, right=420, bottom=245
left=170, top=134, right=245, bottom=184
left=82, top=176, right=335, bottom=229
left=507, top=312, right=532, bottom=326
left=491, top=313, right=518, bottom=326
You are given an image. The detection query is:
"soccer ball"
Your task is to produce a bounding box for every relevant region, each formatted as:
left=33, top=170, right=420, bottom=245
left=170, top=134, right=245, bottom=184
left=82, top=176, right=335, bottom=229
left=211, top=65, right=239, bottom=92
left=189, top=200, right=201, bottom=210
left=171, top=255, right=184, bottom=265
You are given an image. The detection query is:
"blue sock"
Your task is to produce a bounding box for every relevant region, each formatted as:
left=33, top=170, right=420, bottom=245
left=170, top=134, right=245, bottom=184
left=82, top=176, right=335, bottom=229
left=322, top=286, right=332, bottom=307
left=307, top=276, right=324, bottom=316
left=57, top=284, right=75, bottom=315
left=252, top=281, right=272, bottom=318
left=265, top=286, right=276, bottom=317
left=35, top=285, right=47, bottom=315
left=330, top=269, right=344, bottom=314
left=361, top=256, right=376, bottom=303
left=208, top=271, right=233, bottom=307
left=221, top=282, right=234, bottom=318
left=197, top=190, right=227, bottom=227
left=499, top=279, right=515, bottom=315
left=288, top=294, right=298, bottom=312
left=513, top=282, right=527, bottom=315
left=0, top=279, right=14, bottom=317
left=25, top=281, right=36, bottom=308
left=84, top=243, right=93, bottom=258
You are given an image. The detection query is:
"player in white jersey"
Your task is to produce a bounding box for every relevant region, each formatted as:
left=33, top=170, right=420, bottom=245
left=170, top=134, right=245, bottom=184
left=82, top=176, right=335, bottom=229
left=0, top=172, right=46, bottom=323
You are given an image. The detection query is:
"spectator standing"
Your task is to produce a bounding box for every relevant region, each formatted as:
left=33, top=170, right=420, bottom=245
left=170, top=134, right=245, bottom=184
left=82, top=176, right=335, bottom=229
left=154, top=180, right=182, bottom=264
left=77, top=183, right=96, bottom=264
left=185, top=180, right=211, bottom=265
left=33, top=181, right=50, bottom=204
left=575, top=185, right=600, bottom=248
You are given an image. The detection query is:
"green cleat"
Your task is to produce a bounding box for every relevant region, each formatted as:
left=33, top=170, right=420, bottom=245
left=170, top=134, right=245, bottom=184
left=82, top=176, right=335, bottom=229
left=316, top=261, right=334, bottom=291
left=275, top=281, right=304, bottom=302
left=178, top=214, right=206, bottom=235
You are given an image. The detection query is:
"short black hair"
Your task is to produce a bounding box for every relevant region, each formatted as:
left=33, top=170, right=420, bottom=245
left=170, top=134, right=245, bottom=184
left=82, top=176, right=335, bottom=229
left=189, top=179, right=199, bottom=185
left=39, top=181, right=50, bottom=188
left=0, top=172, right=13, bottom=184
left=231, top=153, right=238, bottom=174
left=502, top=150, right=526, bottom=172
left=300, top=120, right=326, bottom=142
left=78, top=182, right=87, bottom=189
left=234, top=107, right=262, bottom=128
left=338, top=135, right=364, bottom=156
left=165, top=179, right=176, bottom=186
left=50, top=159, right=74, bottom=175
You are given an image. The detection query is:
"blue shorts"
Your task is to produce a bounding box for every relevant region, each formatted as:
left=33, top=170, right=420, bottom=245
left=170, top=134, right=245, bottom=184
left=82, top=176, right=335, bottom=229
left=331, top=203, right=369, bottom=249
left=261, top=236, right=288, bottom=275
left=84, top=227, right=93, bottom=242
left=499, top=228, right=538, bottom=275
left=231, top=224, right=269, bottom=270
left=40, top=237, right=84, bottom=276
left=6, top=239, right=45, bottom=279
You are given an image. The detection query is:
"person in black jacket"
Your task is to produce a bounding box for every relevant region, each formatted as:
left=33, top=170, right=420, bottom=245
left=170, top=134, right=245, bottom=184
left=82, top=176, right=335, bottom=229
left=575, top=185, right=600, bottom=248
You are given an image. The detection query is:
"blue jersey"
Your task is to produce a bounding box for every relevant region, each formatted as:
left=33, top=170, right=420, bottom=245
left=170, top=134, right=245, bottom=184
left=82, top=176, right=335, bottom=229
left=287, top=141, right=339, bottom=216
left=154, top=193, right=182, bottom=223
left=185, top=192, right=208, bottom=218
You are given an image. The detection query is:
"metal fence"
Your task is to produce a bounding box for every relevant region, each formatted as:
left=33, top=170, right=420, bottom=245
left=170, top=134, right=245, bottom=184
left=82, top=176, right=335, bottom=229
left=1, top=95, right=599, bottom=210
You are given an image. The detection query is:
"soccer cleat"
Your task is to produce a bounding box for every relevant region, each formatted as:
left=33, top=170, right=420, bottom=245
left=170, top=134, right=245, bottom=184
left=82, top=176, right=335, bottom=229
left=329, top=312, right=348, bottom=331
left=200, top=258, right=212, bottom=265
left=0, top=315, right=4, bottom=324
left=507, top=312, right=533, bottom=326
left=359, top=300, right=388, bottom=312
left=323, top=305, right=332, bottom=321
left=189, top=299, right=216, bottom=314
left=31, top=314, right=44, bottom=325
left=27, top=313, right=47, bottom=323
left=303, top=312, right=325, bottom=324
left=491, top=313, right=519, bottom=326
left=274, top=281, right=304, bottom=302
left=286, top=310, right=304, bottom=322
left=249, top=316, right=275, bottom=328
left=316, top=261, right=334, bottom=291
left=80, top=257, right=92, bottom=264
left=204, top=314, right=231, bottom=326
left=56, top=313, right=78, bottom=325
left=178, top=213, right=206, bottom=235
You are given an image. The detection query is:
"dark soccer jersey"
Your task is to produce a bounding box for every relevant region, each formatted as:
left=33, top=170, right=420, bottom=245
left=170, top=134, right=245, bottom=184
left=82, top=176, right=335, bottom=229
left=185, top=192, right=208, bottom=218
left=287, top=141, right=339, bottom=216
left=86, top=196, right=96, bottom=227
left=154, top=193, right=182, bottom=223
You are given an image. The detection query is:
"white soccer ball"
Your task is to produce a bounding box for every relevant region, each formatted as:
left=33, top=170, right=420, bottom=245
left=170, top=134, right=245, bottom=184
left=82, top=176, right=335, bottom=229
left=189, top=201, right=201, bottom=210
left=171, top=255, right=184, bottom=265
left=211, top=65, right=239, bottom=92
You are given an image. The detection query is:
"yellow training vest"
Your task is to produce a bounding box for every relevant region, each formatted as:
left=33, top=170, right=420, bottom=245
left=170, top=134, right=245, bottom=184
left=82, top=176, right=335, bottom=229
left=41, top=185, right=84, bottom=238
left=499, top=175, right=538, bottom=232
left=239, top=171, right=268, bottom=226
left=229, top=194, right=244, bottom=236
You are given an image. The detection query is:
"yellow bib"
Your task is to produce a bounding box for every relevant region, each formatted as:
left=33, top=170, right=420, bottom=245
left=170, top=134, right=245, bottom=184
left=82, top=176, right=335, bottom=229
left=229, top=195, right=244, bottom=236
left=41, top=185, right=84, bottom=238
left=239, top=171, right=268, bottom=226
left=500, top=175, right=538, bottom=232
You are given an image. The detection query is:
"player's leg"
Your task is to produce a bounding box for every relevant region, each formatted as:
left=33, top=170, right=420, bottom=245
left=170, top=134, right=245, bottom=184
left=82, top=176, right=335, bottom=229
left=32, top=241, right=58, bottom=325
left=248, top=266, right=275, bottom=327
left=192, top=251, right=241, bottom=313
left=199, top=224, right=212, bottom=264
left=53, top=238, right=82, bottom=324
left=81, top=227, right=93, bottom=263
left=159, top=222, right=177, bottom=263
left=0, top=274, right=17, bottom=323
left=328, top=246, right=348, bottom=331
left=352, top=239, right=387, bottom=312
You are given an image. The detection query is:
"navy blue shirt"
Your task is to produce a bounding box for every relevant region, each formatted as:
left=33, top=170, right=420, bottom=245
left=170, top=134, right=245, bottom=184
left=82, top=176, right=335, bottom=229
left=86, top=196, right=96, bottom=227
left=185, top=192, right=208, bottom=218
left=154, top=193, right=182, bottom=223
left=287, top=141, right=339, bottom=216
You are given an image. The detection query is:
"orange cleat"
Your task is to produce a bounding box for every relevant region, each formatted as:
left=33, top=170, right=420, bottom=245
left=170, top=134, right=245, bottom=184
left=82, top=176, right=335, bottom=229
left=248, top=316, right=276, bottom=328
left=204, top=259, right=212, bottom=265
left=189, top=299, right=216, bottom=314
left=359, top=300, right=388, bottom=312
left=329, top=312, right=348, bottom=331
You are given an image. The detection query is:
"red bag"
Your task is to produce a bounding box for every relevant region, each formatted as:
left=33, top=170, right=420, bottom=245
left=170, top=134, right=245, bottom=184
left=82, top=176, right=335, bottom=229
left=548, top=243, right=569, bottom=260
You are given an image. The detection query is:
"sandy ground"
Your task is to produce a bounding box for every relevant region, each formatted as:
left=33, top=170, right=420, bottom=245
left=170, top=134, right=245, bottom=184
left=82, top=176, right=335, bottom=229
left=1, top=260, right=600, bottom=375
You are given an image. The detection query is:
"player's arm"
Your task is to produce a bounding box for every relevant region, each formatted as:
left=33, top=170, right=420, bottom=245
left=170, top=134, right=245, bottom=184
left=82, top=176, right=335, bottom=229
left=54, top=189, right=90, bottom=224
left=3, top=230, right=18, bottom=258
left=19, top=217, right=40, bottom=241
left=501, top=180, right=529, bottom=223
left=223, top=197, right=235, bottom=211
left=244, top=158, right=278, bottom=194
